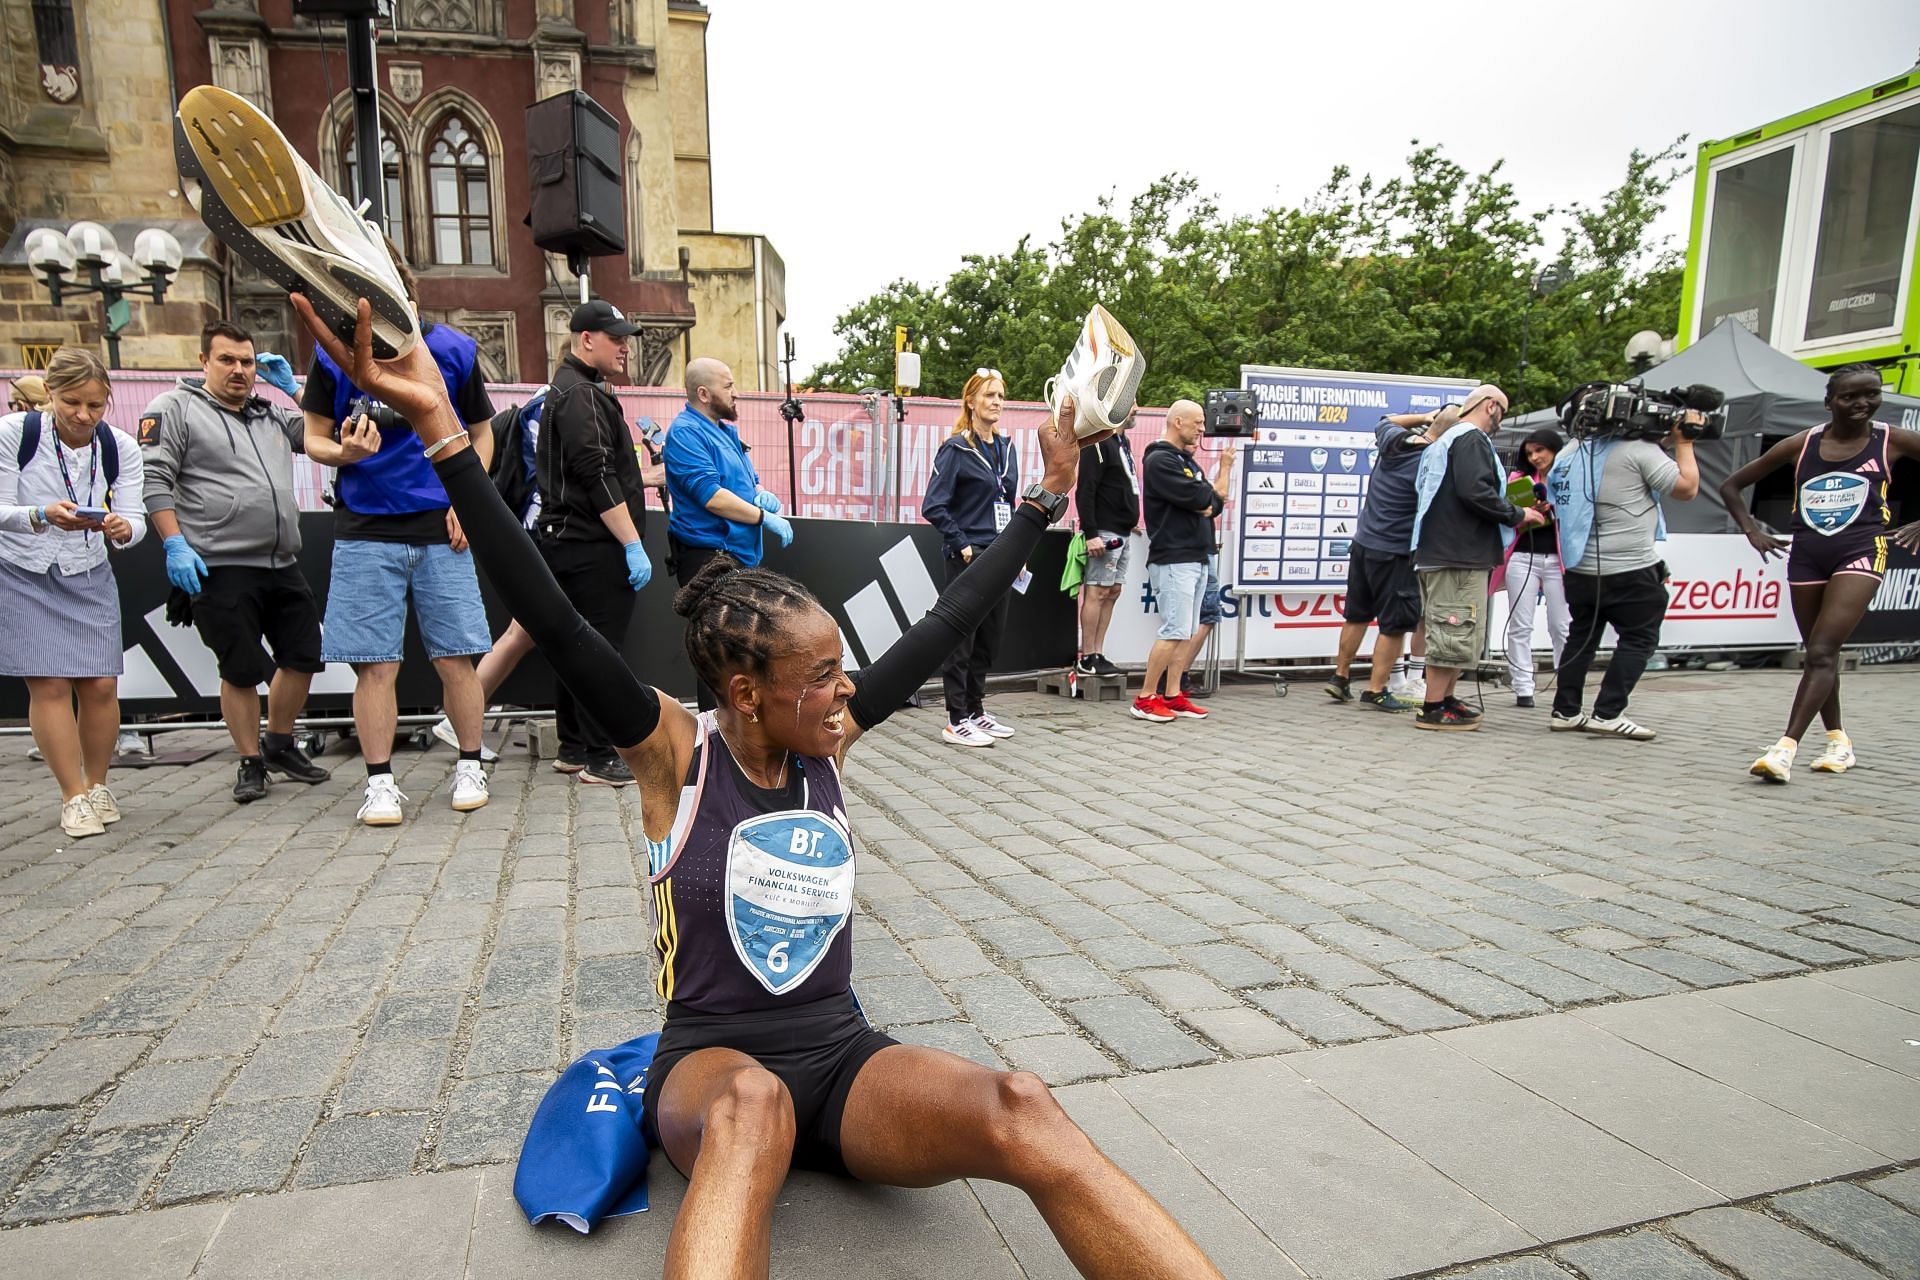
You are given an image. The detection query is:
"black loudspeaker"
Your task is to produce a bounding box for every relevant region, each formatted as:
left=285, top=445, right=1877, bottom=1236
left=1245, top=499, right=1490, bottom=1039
left=290, top=0, right=389, bottom=17
left=525, top=91, right=625, bottom=259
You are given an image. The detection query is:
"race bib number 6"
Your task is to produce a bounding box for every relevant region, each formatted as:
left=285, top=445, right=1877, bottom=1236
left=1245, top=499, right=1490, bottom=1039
left=725, top=810, right=856, bottom=995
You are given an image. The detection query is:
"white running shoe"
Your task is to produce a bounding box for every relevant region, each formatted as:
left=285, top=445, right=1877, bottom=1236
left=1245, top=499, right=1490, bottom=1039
left=1389, top=677, right=1426, bottom=701
left=114, top=730, right=148, bottom=757
left=356, top=774, right=408, bottom=826
left=431, top=716, right=499, bottom=764
left=970, top=712, right=1016, bottom=739
left=449, top=759, right=490, bottom=812
left=1750, top=737, right=1796, bottom=784
left=1045, top=304, right=1145, bottom=438
left=941, top=721, right=995, bottom=748
left=1809, top=731, right=1855, bottom=774
left=1550, top=710, right=1589, bottom=732
left=175, top=85, right=420, bottom=358
left=61, top=794, right=105, bottom=839
left=1584, top=715, right=1655, bottom=741
left=85, top=783, right=121, bottom=825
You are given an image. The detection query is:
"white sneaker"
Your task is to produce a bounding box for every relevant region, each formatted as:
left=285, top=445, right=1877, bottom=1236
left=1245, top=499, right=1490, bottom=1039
left=449, top=759, right=489, bottom=812
left=356, top=775, right=407, bottom=826
left=1750, top=737, right=1796, bottom=784
left=1808, top=731, right=1855, bottom=774
left=1389, top=677, right=1426, bottom=701
left=970, top=712, right=1015, bottom=739
left=174, top=85, right=420, bottom=358
left=941, top=721, right=995, bottom=748
left=431, top=716, right=499, bottom=764
left=60, top=794, right=105, bottom=839
left=114, top=730, right=148, bottom=757
left=1550, top=710, right=1589, bottom=732
left=85, top=783, right=121, bottom=825
left=1584, top=715, right=1655, bottom=741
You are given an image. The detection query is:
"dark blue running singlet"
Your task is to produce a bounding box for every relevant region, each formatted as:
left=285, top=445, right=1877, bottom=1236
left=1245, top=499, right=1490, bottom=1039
left=645, top=712, right=857, bottom=1014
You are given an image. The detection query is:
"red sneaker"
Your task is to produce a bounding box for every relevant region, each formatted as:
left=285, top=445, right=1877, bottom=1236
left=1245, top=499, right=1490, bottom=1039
left=1163, top=692, right=1209, bottom=719
left=1129, top=694, right=1175, bottom=723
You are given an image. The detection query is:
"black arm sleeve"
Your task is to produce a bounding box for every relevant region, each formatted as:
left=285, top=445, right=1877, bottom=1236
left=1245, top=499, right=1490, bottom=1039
left=846, top=502, right=1048, bottom=731
left=432, top=448, right=660, bottom=748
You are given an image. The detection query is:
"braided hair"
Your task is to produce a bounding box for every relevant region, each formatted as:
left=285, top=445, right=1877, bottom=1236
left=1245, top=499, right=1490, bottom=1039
left=1825, top=363, right=1881, bottom=396
left=672, top=553, right=826, bottom=696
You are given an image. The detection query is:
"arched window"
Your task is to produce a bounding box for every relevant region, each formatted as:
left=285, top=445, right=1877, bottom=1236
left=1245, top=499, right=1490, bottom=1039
left=342, top=127, right=407, bottom=253
left=428, top=116, right=493, bottom=267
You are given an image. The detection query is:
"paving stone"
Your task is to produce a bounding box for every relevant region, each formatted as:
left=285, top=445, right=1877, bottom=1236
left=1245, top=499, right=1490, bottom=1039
left=90, top=1058, right=235, bottom=1129
left=1867, top=1168, right=1920, bottom=1213
left=223, top=1028, right=357, bottom=1102
left=1344, top=983, right=1475, bottom=1031
left=892, top=1020, right=1005, bottom=1070
left=481, top=944, right=565, bottom=1006
left=0, top=1027, right=60, bottom=1087
left=0, top=1107, right=75, bottom=1197
left=1179, top=1007, right=1309, bottom=1058
left=1450, top=1258, right=1579, bottom=1280
left=1613, top=947, right=1748, bottom=988
left=1771, top=1181, right=1920, bottom=1277
left=465, top=1003, right=562, bottom=1077
left=1129, top=968, right=1239, bottom=1013
left=434, top=1072, right=548, bottom=1168
left=853, top=973, right=957, bottom=1027
left=1175, top=942, right=1288, bottom=990
left=158, top=1097, right=320, bottom=1204
left=1535, top=948, right=1685, bottom=999
left=367, top=991, right=466, bottom=1042
left=1668, top=934, right=1807, bottom=978
left=1108, top=900, right=1224, bottom=946
left=1064, top=997, right=1213, bottom=1071
left=1248, top=988, right=1390, bottom=1045
left=153, top=1004, right=272, bottom=1061
left=1383, top=958, right=1550, bottom=1019
left=949, top=974, right=1067, bottom=1042
left=294, top=1112, right=427, bottom=1189
left=1553, top=1228, right=1727, bottom=1279
left=1078, top=933, right=1182, bottom=972
left=389, top=936, right=485, bottom=992
left=1020, top=954, right=1126, bottom=1001
left=1283, top=950, right=1384, bottom=990
left=998, top=1034, right=1120, bottom=1086
left=0, top=1035, right=147, bottom=1109
left=907, top=934, right=998, bottom=980
left=1455, top=950, right=1615, bottom=1006
left=4, top=1124, right=180, bottom=1223
left=1670, top=1205, right=1885, bottom=1280
left=337, top=1038, right=452, bottom=1113
left=273, top=972, right=380, bottom=1032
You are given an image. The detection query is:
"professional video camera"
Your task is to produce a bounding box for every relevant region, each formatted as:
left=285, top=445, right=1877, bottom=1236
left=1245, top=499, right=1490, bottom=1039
left=1203, top=388, right=1259, bottom=437
left=1557, top=381, right=1727, bottom=442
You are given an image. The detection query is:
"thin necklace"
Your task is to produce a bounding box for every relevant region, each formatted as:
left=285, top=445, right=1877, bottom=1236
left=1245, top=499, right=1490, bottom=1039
left=716, top=721, right=789, bottom=790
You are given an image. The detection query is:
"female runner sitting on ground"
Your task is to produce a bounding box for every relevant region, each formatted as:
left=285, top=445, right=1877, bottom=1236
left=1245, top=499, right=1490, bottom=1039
left=294, top=296, right=1222, bottom=1280
left=1721, top=363, right=1920, bottom=783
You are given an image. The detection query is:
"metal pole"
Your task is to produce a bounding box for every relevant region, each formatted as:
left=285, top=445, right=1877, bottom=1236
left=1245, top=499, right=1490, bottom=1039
left=346, top=15, right=382, bottom=223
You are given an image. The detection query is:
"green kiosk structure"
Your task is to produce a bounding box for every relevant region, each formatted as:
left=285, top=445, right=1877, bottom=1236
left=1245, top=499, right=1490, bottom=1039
left=1679, top=63, right=1920, bottom=393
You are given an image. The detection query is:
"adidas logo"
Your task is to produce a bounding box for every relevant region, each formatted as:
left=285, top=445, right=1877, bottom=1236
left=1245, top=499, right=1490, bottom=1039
left=1861, top=458, right=1882, bottom=473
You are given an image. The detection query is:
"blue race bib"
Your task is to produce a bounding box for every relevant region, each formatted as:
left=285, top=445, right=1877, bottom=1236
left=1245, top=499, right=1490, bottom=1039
left=725, top=810, right=855, bottom=995
left=1799, top=472, right=1870, bottom=536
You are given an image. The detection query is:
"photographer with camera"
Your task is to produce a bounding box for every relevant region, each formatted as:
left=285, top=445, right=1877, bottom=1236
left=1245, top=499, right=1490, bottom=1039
left=303, top=253, right=496, bottom=824
left=1544, top=389, right=1703, bottom=741
left=1721, top=364, right=1920, bottom=782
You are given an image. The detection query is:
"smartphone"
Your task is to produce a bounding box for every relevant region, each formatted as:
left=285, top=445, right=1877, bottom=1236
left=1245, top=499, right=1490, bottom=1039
left=74, top=506, right=110, bottom=522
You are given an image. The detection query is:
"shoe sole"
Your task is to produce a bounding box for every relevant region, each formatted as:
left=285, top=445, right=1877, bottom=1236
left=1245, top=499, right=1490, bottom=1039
left=175, top=86, right=418, bottom=358
left=62, top=824, right=106, bottom=838
left=1585, top=726, right=1655, bottom=740
left=1360, top=698, right=1411, bottom=713
left=266, top=766, right=330, bottom=785
left=579, top=773, right=635, bottom=786
left=359, top=813, right=404, bottom=826
left=233, top=788, right=267, bottom=803
left=941, top=736, right=994, bottom=748
left=1809, top=761, right=1852, bottom=773
left=1412, top=720, right=1478, bottom=731
left=1129, top=709, right=1175, bottom=723
left=1324, top=689, right=1353, bottom=703
left=1170, top=710, right=1208, bottom=719
left=1749, top=762, right=1791, bottom=783
left=551, top=761, right=587, bottom=774
left=450, top=794, right=490, bottom=812
left=1550, top=720, right=1587, bottom=732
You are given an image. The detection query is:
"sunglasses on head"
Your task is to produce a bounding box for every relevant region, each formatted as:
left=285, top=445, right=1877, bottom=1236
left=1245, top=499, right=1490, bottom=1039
left=974, top=368, right=1003, bottom=382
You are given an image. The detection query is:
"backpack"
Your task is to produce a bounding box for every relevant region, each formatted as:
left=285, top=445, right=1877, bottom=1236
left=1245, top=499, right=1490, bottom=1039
left=487, top=389, right=546, bottom=525
left=17, top=412, right=119, bottom=508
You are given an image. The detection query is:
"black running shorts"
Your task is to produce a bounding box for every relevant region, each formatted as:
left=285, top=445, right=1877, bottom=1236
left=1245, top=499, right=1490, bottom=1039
left=192, top=565, right=325, bottom=686
left=643, top=990, right=899, bottom=1177
left=1342, top=543, right=1421, bottom=636
left=1787, top=529, right=1889, bottom=587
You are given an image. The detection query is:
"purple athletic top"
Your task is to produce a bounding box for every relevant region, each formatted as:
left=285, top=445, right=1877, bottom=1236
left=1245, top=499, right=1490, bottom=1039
left=645, top=712, right=857, bottom=1015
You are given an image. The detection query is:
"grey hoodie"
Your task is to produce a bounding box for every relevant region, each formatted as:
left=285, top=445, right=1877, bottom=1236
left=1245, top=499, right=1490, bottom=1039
left=140, top=377, right=306, bottom=569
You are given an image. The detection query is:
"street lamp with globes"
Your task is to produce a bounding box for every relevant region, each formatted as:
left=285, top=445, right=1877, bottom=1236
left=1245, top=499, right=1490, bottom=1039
left=23, top=221, right=184, bottom=368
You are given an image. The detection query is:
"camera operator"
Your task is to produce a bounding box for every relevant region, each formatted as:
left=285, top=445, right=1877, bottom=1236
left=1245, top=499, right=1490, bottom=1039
left=1544, top=406, right=1700, bottom=741
left=303, top=251, right=496, bottom=823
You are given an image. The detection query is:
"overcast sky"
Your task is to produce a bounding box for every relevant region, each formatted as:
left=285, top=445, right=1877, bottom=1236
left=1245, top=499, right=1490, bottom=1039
left=707, top=0, right=1920, bottom=379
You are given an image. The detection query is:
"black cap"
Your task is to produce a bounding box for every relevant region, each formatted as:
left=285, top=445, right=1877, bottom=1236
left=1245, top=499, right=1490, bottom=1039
left=569, top=299, right=640, bottom=338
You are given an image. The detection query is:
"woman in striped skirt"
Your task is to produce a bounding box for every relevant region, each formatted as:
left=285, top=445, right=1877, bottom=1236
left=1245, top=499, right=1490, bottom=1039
left=0, top=348, right=146, bottom=837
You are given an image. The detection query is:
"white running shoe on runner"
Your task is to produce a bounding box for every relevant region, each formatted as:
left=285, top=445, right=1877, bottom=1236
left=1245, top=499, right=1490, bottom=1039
left=175, top=85, right=420, bottom=358
left=357, top=774, right=407, bottom=826
left=1750, top=737, right=1796, bottom=783
left=431, top=715, right=499, bottom=764
left=1808, top=731, right=1855, bottom=774
left=942, top=721, right=995, bottom=748
left=970, top=712, right=1015, bottom=739
left=1583, top=714, right=1654, bottom=741
left=449, top=759, right=489, bottom=812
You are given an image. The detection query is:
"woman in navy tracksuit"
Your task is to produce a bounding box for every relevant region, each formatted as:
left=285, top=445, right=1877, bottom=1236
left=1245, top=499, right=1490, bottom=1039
left=922, top=370, right=1018, bottom=747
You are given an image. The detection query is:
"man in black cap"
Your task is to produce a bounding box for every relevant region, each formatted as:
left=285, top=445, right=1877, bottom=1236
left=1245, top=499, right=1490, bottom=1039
left=533, top=299, right=654, bottom=785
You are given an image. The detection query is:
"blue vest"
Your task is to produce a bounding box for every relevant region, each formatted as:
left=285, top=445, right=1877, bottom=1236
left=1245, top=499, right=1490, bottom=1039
left=317, top=324, right=478, bottom=515
left=1410, top=424, right=1515, bottom=557
left=1547, top=439, right=1666, bottom=572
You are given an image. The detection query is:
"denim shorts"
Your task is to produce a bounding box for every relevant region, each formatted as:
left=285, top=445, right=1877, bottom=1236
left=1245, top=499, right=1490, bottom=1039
left=321, top=540, right=492, bottom=664
left=1148, top=561, right=1207, bottom=641
left=1199, top=558, right=1222, bottom=627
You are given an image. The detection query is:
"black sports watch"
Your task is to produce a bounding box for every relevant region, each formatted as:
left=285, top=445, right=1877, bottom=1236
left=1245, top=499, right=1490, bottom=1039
left=1022, top=481, right=1069, bottom=523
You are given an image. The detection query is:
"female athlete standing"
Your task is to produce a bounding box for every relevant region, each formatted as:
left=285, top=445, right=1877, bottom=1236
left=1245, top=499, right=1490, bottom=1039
left=1720, top=364, right=1920, bottom=782
left=296, top=296, right=1221, bottom=1280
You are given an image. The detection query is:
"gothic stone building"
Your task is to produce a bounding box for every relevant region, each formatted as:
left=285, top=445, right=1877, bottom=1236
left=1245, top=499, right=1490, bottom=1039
left=2, top=0, right=785, bottom=389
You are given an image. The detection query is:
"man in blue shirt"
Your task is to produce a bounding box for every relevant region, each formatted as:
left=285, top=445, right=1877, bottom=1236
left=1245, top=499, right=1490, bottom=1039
left=663, top=356, right=792, bottom=708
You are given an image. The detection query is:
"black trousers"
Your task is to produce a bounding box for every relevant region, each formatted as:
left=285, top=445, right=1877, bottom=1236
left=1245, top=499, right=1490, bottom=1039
left=940, top=552, right=1010, bottom=724
left=538, top=537, right=636, bottom=760
left=670, top=539, right=726, bottom=711
left=1552, top=564, right=1669, bottom=721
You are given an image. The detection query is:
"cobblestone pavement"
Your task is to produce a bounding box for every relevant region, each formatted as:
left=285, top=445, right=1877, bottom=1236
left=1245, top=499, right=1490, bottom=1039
left=1441, top=1164, right=1920, bottom=1279
left=0, top=667, right=1915, bottom=1235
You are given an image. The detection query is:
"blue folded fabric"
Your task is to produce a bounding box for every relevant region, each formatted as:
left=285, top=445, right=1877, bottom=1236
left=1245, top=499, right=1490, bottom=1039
left=514, top=1031, right=660, bottom=1233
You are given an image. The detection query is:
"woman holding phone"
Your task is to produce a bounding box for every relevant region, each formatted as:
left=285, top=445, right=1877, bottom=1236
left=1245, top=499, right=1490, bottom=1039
left=0, top=348, right=146, bottom=837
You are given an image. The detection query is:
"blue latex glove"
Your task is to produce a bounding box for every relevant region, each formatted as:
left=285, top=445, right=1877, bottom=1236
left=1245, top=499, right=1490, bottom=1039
left=760, top=511, right=794, bottom=548
left=624, top=540, right=652, bottom=592
left=163, top=535, right=208, bottom=594
left=255, top=352, right=299, bottom=397
left=753, top=489, right=782, bottom=515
